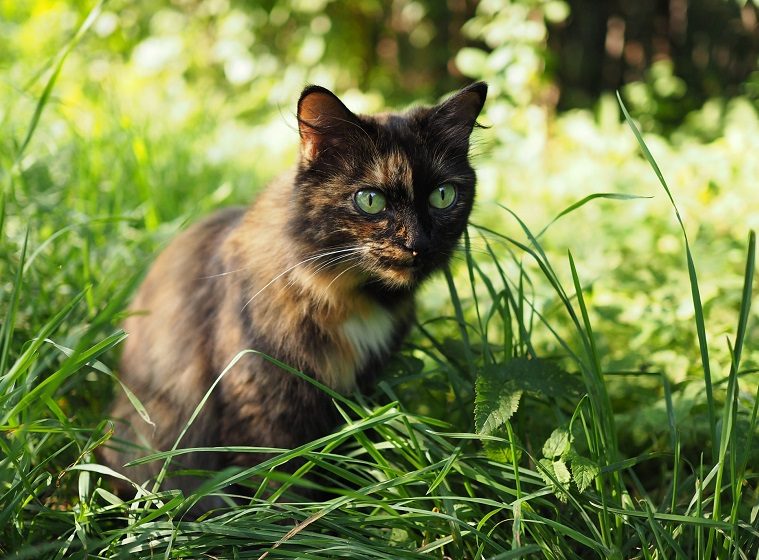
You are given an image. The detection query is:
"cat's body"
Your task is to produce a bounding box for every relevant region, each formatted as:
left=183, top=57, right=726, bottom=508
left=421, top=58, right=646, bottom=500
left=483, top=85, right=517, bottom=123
left=100, top=83, right=487, bottom=498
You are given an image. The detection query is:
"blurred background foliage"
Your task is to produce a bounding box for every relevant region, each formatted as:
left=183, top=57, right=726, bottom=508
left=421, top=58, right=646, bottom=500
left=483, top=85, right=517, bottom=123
left=1, top=0, right=758, bottom=447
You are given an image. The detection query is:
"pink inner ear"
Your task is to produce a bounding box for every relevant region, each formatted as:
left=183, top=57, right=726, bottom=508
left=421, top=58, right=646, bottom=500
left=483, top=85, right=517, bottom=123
left=299, top=92, right=342, bottom=126
left=298, top=90, right=354, bottom=162
left=299, top=119, right=321, bottom=162
left=298, top=94, right=326, bottom=161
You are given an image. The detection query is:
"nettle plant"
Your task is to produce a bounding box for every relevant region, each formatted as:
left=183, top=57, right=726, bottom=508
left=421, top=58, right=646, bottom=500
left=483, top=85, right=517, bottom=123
left=474, top=356, right=599, bottom=501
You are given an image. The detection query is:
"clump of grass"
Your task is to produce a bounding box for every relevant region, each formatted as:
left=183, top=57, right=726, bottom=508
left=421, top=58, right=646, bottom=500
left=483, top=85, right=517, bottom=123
left=2, top=5, right=758, bottom=558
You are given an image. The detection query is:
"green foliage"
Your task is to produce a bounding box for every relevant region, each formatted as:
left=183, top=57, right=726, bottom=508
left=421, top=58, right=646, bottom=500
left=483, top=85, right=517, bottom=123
left=537, top=428, right=599, bottom=499
left=474, top=375, right=521, bottom=437
left=473, top=357, right=582, bottom=466
left=569, top=453, right=599, bottom=494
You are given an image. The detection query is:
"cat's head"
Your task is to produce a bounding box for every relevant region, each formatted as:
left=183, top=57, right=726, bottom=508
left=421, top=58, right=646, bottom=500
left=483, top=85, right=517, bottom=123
left=291, top=82, right=487, bottom=294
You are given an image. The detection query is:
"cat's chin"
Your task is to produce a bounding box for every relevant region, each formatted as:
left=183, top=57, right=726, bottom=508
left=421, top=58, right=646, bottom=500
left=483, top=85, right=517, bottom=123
left=372, top=265, right=421, bottom=290
left=383, top=269, right=416, bottom=286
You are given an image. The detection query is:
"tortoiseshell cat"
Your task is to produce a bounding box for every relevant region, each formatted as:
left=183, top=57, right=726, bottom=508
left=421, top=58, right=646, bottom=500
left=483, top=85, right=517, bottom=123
left=100, top=82, right=487, bottom=499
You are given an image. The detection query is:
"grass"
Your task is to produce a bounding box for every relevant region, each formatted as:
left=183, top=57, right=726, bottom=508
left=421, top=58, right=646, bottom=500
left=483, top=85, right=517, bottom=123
left=2, top=6, right=759, bottom=559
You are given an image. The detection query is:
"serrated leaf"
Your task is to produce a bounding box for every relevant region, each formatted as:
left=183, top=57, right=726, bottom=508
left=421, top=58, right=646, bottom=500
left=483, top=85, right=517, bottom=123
left=474, top=379, right=522, bottom=436
left=537, top=458, right=556, bottom=486
left=537, top=458, right=569, bottom=502
left=570, top=454, right=599, bottom=493
left=478, top=357, right=582, bottom=400
left=475, top=356, right=577, bottom=436
left=553, top=459, right=571, bottom=484
left=542, top=428, right=571, bottom=458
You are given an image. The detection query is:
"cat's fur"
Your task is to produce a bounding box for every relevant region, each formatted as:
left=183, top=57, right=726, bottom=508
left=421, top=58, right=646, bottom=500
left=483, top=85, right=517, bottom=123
left=100, top=82, right=487, bottom=498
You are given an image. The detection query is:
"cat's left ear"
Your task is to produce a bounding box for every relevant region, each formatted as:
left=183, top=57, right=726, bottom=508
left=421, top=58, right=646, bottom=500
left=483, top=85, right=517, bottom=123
left=297, top=85, right=361, bottom=164
left=429, top=81, right=488, bottom=138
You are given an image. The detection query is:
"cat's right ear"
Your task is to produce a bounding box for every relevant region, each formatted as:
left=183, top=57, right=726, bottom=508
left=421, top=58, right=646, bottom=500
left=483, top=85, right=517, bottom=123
left=428, top=81, right=488, bottom=138
left=297, top=85, right=360, bottom=164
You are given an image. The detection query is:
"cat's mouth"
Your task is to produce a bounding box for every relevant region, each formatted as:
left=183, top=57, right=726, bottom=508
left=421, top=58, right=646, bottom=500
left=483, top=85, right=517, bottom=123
left=371, top=255, right=424, bottom=288
left=378, top=256, right=419, bottom=271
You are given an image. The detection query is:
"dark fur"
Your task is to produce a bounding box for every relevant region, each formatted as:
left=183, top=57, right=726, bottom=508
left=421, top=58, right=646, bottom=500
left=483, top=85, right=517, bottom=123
left=100, top=82, right=487, bottom=504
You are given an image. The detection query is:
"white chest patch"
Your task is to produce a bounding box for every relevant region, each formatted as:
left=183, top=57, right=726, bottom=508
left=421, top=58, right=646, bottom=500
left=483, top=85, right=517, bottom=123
left=341, top=305, right=396, bottom=367
left=324, top=304, right=396, bottom=393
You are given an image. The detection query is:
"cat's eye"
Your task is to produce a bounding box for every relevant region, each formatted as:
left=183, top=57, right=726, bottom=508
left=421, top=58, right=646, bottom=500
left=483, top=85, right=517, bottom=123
left=429, top=183, right=457, bottom=209
left=354, top=189, right=387, bottom=215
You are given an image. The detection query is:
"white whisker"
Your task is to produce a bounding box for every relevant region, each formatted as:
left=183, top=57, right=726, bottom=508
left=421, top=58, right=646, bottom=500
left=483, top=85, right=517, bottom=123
left=201, top=265, right=254, bottom=279
left=282, top=251, right=363, bottom=292
left=203, top=244, right=361, bottom=280
left=241, top=247, right=361, bottom=310
left=310, top=251, right=363, bottom=276
left=325, top=261, right=363, bottom=291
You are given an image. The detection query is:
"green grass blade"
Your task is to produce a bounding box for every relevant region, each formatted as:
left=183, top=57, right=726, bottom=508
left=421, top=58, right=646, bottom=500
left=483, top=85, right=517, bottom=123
left=426, top=446, right=460, bottom=495
left=536, top=192, right=652, bottom=239
left=730, top=230, right=755, bottom=376
left=566, top=250, right=621, bottom=550
left=443, top=265, right=476, bottom=378
left=0, top=288, right=88, bottom=396
left=1, top=330, right=126, bottom=424
left=14, top=1, right=103, bottom=164
left=463, top=229, right=488, bottom=361
left=642, top=499, right=689, bottom=559
left=617, top=92, right=716, bottom=462
left=478, top=232, right=536, bottom=358
left=0, top=229, right=28, bottom=377
left=706, top=337, right=738, bottom=558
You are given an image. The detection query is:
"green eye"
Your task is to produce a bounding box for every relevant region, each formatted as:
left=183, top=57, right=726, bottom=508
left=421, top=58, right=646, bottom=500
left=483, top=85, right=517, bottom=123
left=429, top=183, right=457, bottom=209
left=354, top=189, right=386, bottom=215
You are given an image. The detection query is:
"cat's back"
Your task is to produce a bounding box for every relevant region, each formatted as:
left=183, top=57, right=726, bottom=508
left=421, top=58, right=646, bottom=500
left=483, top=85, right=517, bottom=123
left=133, top=205, right=244, bottom=302
left=101, top=206, right=247, bottom=485
left=121, top=206, right=245, bottom=388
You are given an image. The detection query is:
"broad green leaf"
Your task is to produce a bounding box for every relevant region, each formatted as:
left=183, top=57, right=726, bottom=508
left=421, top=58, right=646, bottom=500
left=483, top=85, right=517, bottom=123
left=542, top=428, right=571, bottom=458
left=553, top=459, right=571, bottom=484
left=478, top=357, right=582, bottom=400
left=537, top=458, right=556, bottom=486
left=475, top=357, right=581, bottom=437
left=474, top=381, right=521, bottom=436
left=570, top=454, right=599, bottom=493
left=537, top=458, right=568, bottom=502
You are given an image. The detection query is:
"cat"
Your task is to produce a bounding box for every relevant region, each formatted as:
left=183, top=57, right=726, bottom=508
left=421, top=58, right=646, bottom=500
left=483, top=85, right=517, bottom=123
left=99, top=81, right=487, bottom=502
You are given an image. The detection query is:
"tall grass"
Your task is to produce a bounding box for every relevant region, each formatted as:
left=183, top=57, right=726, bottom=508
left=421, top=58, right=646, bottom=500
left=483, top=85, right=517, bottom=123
left=2, top=5, right=758, bottom=558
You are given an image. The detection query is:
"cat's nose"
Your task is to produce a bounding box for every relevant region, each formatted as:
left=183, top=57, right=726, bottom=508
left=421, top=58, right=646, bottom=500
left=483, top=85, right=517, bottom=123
left=402, top=235, right=431, bottom=257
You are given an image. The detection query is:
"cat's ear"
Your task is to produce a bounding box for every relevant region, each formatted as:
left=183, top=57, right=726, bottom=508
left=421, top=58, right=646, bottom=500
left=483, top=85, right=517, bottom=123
left=297, top=85, right=361, bottom=164
left=428, top=81, right=488, bottom=138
